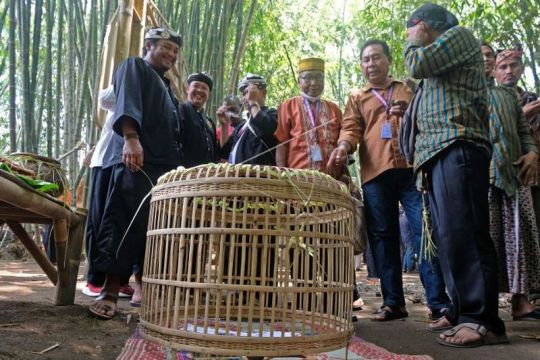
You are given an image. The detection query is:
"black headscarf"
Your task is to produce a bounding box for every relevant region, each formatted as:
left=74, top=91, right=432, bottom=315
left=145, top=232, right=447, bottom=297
left=406, top=3, right=458, bottom=32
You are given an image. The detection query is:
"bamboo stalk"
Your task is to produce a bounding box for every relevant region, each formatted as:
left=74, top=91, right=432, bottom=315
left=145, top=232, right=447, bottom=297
left=29, top=0, right=44, bottom=153
left=226, top=0, right=257, bottom=95
left=115, top=0, right=135, bottom=67
left=6, top=221, right=58, bottom=285
left=8, top=0, right=17, bottom=152
left=54, top=0, right=64, bottom=158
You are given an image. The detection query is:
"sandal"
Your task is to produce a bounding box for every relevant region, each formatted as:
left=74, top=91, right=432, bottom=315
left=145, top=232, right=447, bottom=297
left=370, top=306, right=408, bottom=321
left=88, top=291, right=118, bottom=320
left=437, top=323, right=509, bottom=348
left=426, top=315, right=453, bottom=332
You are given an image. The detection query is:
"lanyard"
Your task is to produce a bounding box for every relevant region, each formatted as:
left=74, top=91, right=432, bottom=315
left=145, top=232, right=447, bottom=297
left=235, top=120, right=248, bottom=142
left=303, top=98, right=320, bottom=129
left=371, top=85, right=394, bottom=113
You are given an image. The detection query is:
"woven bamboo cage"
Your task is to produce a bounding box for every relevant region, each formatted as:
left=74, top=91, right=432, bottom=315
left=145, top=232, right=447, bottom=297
left=140, top=164, right=356, bottom=356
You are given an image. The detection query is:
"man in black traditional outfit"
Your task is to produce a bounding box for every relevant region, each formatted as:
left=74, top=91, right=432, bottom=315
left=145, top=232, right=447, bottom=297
left=219, top=74, right=278, bottom=165
left=180, top=72, right=221, bottom=167
left=88, top=27, right=183, bottom=319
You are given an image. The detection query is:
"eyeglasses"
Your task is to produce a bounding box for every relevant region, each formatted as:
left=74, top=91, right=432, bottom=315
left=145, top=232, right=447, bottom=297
left=299, top=74, right=324, bottom=83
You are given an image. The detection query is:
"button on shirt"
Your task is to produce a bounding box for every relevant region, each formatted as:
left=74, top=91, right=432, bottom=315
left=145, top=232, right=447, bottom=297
left=338, top=79, right=412, bottom=184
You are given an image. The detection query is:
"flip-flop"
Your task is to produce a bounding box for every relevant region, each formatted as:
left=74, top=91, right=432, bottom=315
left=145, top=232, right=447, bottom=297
left=513, top=309, right=540, bottom=321
left=370, top=306, right=408, bottom=321
left=88, top=292, right=118, bottom=320
left=437, top=323, right=509, bottom=348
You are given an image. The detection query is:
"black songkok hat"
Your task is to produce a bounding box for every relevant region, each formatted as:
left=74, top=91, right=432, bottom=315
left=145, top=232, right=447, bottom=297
left=406, top=3, right=458, bottom=31
left=145, top=27, right=182, bottom=47
left=187, top=72, right=213, bottom=91
left=238, top=74, right=267, bottom=93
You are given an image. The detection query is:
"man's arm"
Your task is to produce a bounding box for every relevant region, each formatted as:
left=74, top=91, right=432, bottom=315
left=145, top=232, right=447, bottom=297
left=274, top=102, right=292, bottom=167
left=120, top=116, right=144, bottom=172
left=250, top=108, right=278, bottom=137
left=514, top=98, right=539, bottom=185
left=216, top=104, right=231, bottom=147
left=404, top=26, right=479, bottom=79
left=327, top=94, right=363, bottom=170
left=276, top=143, right=289, bottom=167
left=111, top=58, right=145, bottom=172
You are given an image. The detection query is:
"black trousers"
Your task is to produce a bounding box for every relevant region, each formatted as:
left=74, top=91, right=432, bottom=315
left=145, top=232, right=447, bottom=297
left=93, top=163, right=174, bottom=279
left=426, top=141, right=505, bottom=335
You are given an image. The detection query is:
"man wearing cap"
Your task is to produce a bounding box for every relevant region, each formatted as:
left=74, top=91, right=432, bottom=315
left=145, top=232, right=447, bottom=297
left=89, top=27, right=183, bottom=320
left=403, top=3, right=506, bottom=347
left=493, top=47, right=540, bottom=236
left=275, top=58, right=342, bottom=177
left=328, top=39, right=450, bottom=322
left=180, top=72, right=221, bottom=167
left=219, top=74, right=278, bottom=165
left=489, top=45, right=540, bottom=322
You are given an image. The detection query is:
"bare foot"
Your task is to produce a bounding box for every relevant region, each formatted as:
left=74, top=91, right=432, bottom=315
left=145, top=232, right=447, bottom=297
left=427, top=316, right=452, bottom=332
left=511, top=293, right=537, bottom=317
left=130, top=274, right=142, bottom=307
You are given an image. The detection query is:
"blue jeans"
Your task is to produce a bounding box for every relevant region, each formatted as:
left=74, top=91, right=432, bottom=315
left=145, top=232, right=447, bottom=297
left=363, top=168, right=450, bottom=310
left=399, top=214, right=417, bottom=272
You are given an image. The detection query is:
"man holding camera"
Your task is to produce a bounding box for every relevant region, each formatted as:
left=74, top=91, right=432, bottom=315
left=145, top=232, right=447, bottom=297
left=328, top=39, right=450, bottom=322
left=219, top=74, right=278, bottom=165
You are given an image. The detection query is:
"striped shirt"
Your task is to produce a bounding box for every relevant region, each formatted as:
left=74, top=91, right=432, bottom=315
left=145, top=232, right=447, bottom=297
left=403, top=26, right=491, bottom=170
left=488, top=83, right=537, bottom=196
left=519, top=88, right=540, bottom=186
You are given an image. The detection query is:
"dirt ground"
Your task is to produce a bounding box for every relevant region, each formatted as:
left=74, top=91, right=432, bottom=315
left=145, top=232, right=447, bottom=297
left=0, top=260, right=138, bottom=360
left=1, top=259, right=539, bottom=360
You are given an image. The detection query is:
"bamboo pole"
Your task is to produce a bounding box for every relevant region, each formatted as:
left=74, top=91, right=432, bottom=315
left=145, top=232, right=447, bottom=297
left=227, top=0, right=257, bottom=95
left=6, top=221, right=58, bottom=285
left=54, top=0, right=64, bottom=159
left=52, top=218, right=70, bottom=305
left=8, top=0, right=17, bottom=152
left=129, top=0, right=146, bottom=57
left=115, top=0, right=135, bottom=67
left=95, top=10, right=119, bottom=127
left=29, top=0, right=44, bottom=152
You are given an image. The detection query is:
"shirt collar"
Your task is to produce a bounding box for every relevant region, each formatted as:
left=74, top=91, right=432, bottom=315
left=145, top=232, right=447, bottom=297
left=145, top=60, right=166, bottom=77
left=300, top=92, right=320, bottom=103
left=361, top=77, right=399, bottom=92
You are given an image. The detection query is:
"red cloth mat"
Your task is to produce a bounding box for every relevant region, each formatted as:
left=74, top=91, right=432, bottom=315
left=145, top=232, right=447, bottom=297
left=116, top=328, right=433, bottom=360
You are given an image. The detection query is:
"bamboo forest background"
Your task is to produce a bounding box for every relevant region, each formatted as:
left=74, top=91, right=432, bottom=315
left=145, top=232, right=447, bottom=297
left=0, top=0, right=539, bottom=205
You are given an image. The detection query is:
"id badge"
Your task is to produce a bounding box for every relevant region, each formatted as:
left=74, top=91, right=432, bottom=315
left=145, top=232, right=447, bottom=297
left=311, top=144, right=323, bottom=162
left=380, top=121, right=392, bottom=139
